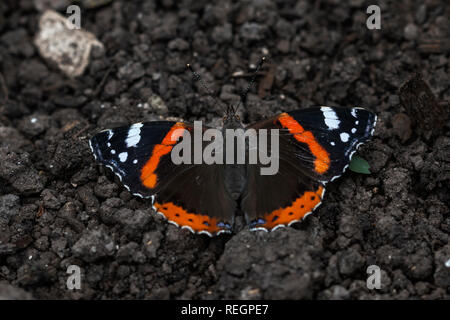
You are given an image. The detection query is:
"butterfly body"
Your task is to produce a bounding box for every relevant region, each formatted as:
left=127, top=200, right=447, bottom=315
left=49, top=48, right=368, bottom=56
left=90, top=106, right=376, bottom=236
left=221, top=114, right=247, bottom=201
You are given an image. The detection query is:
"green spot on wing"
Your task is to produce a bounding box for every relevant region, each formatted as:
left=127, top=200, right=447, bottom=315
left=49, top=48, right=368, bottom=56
left=349, top=155, right=371, bottom=174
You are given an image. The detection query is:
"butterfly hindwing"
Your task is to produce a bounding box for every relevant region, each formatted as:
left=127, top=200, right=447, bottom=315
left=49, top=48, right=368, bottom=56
left=153, top=164, right=236, bottom=236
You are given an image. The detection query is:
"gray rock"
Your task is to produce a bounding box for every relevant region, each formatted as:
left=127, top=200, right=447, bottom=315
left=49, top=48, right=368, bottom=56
left=383, top=168, right=411, bottom=200
left=434, top=244, right=450, bottom=289
left=143, top=230, right=163, bottom=259
left=211, top=23, right=233, bottom=44
left=118, top=61, right=146, bottom=82
left=0, top=127, right=31, bottom=152
left=404, top=249, right=433, bottom=280
left=0, top=148, right=45, bottom=195
left=404, top=23, right=419, bottom=41
left=77, top=186, right=99, bottom=213
left=212, top=229, right=324, bottom=299
left=168, top=38, right=190, bottom=51
left=0, top=282, right=33, bottom=300
left=72, top=227, right=115, bottom=262
left=41, top=189, right=64, bottom=210
left=329, top=285, right=350, bottom=300
left=240, top=23, right=267, bottom=41
left=0, top=194, right=20, bottom=224
left=114, top=209, right=151, bottom=235
left=338, top=246, right=365, bottom=276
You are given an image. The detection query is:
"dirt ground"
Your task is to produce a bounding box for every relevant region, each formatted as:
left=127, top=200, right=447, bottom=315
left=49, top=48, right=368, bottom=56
left=0, top=0, right=449, bottom=300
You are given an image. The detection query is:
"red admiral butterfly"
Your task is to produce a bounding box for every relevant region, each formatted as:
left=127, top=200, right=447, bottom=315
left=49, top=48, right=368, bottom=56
left=89, top=60, right=377, bottom=236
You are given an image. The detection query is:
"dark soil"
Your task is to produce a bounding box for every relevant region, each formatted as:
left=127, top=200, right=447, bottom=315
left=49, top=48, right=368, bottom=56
left=0, top=0, right=449, bottom=300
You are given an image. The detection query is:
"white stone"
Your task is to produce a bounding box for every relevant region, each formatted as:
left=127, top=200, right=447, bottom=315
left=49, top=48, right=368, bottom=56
left=34, top=10, right=103, bottom=77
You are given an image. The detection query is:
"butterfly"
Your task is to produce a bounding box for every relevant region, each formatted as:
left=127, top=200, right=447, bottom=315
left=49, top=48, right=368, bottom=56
left=89, top=60, right=377, bottom=236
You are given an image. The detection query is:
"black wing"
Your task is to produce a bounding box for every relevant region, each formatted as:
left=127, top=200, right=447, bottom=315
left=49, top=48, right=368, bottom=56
left=241, top=107, right=376, bottom=231
left=90, top=121, right=236, bottom=236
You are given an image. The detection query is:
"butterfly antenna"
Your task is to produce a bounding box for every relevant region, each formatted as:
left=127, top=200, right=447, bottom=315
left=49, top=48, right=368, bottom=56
left=186, top=63, right=227, bottom=113
left=233, top=56, right=266, bottom=114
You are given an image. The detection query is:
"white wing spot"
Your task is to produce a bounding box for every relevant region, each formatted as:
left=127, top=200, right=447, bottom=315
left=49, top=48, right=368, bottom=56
left=320, top=106, right=340, bottom=130
left=119, top=152, right=128, bottom=162
left=126, top=123, right=143, bottom=147
left=107, top=130, right=113, bottom=140
left=340, top=132, right=350, bottom=142
left=355, top=120, right=359, bottom=125
left=330, top=141, right=335, bottom=146
left=351, top=109, right=357, bottom=118
left=133, top=159, right=138, bottom=164
left=111, top=149, right=116, bottom=154
left=351, top=128, right=357, bottom=133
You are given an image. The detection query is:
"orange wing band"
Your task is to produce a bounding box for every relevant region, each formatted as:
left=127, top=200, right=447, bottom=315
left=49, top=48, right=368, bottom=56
left=140, top=123, right=186, bottom=189
left=154, top=202, right=224, bottom=234
left=278, top=113, right=330, bottom=174
left=258, top=185, right=324, bottom=230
